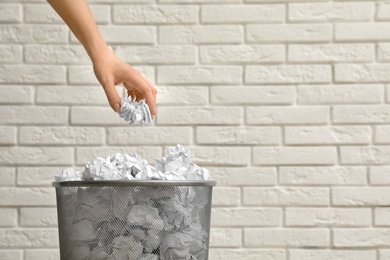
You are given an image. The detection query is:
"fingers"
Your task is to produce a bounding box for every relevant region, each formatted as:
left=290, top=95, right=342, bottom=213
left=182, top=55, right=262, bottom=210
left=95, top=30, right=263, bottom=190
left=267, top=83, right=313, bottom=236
left=124, top=77, right=157, bottom=116
left=143, top=77, right=157, bottom=102
left=127, top=89, right=144, bottom=101
left=116, top=62, right=157, bottom=116
left=102, top=83, right=121, bottom=112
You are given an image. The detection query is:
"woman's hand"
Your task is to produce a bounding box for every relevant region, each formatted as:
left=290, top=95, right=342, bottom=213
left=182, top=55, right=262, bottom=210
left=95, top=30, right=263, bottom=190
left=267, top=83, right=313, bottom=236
left=93, top=51, right=157, bottom=115
left=47, top=0, right=156, bottom=116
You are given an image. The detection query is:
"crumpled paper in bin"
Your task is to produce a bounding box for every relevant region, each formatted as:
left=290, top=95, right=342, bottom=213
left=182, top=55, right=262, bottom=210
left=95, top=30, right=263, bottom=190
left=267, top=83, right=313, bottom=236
left=56, top=145, right=211, bottom=260
left=58, top=144, right=210, bottom=182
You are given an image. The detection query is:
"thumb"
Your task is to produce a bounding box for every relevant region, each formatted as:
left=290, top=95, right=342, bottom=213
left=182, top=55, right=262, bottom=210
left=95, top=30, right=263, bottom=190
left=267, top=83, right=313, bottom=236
left=102, top=83, right=121, bottom=112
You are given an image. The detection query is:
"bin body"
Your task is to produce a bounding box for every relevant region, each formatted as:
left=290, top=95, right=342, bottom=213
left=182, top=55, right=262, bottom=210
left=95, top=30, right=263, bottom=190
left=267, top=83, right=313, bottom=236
left=53, top=181, right=215, bottom=260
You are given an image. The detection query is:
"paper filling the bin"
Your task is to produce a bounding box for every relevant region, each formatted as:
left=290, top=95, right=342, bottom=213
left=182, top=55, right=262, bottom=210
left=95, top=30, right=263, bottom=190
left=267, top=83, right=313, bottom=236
left=55, top=145, right=212, bottom=260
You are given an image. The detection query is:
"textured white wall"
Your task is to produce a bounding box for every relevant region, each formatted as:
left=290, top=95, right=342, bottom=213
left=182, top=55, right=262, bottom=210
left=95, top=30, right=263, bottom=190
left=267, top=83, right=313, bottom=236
left=1, top=0, right=390, bottom=259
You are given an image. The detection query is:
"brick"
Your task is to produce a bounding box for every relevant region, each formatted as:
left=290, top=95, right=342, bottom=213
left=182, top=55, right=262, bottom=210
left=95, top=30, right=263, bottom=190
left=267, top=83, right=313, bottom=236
left=211, top=86, right=294, bottom=105
left=0, top=4, right=22, bottom=22
left=200, top=45, right=285, bottom=64
left=0, top=168, right=15, bottom=187
left=25, top=45, right=89, bottom=64
left=211, top=208, right=281, bottom=227
left=289, top=249, right=376, bottom=260
left=157, top=86, right=208, bottom=105
left=375, top=208, right=390, bottom=226
left=113, top=5, right=198, bottom=24
left=285, top=126, right=371, bottom=145
left=25, top=250, right=59, bottom=260
left=0, top=209, right=17, bottom=227
left=0, top=25, right=67, bottom=43
left=76, top=146, right=162, bottom=165
left=17, top=167, right=67, bottom=186
left=159, top=25, right=242, bottom=44
left=376, top=126, right=390, bottom=144
left=69, top=65, right=154, bottom=84
left=247, top=24, right=332, bottom=43
left=0, top=65, right=66, bottom=84
left=90, top=4, right=111, bottom=23
left=0, top=250, right=22, bottom=260
left=197, top=126, right=280, bottom=145
left=212, top=187, right=240, bottom=206
left=108, top=127, right=192, bottom=145
left=333, top=187, right=390, bottom=206
left=289, top=2, right=374, bottom=22
left=288, top=44, right=374, bottom=62
left=25, top=4, right=110, bottom=24
left=0, top=127, right=16, bottom=145
left=246, top=65, right=331, bottom=84
left=297, top=84, right=383, bottom=104
left=25, top=4, right=63, bottom=23
left=36, top=86, right=110, bottom=105
left=254, top=147, right=336, bottom=166
left=378, top=43, right=390, bottom=61
left=280, top=167, right=367, bottom=185
left=335, top=64, right=390, bottom=83
left=88, top=0, right=152, bottom=2
left=244, top=187, right=329, bottom=206
left=336, top=23, right=390, bottom=41
left=333, top=228, right=390, bottom=247
left=201, top=4, right=284, bottom=23
left=158, top=66, right=241, bottom=84
left=157, top=106, right=242, bottom=125
left=286, top=208, right=371, bottom=227
left=210, top=228, right=241, bottom=247
left=190, top=146, right=250, bottom=166
left=0, top=45, right=22, bottom=63
left=209, top=249, right=286, bottom=260
left=209, top=167, right=276, bottom=186
left=0, top=106, right=68, bottom=125
left=20, top=127, right=105, bottom=145
left=377, top=2, right=390, bottom=20
left=244, top=228, right=329, bottom=247
left=247, top=0, right=326, bottom=2
left=370, top=166, right=390, bottom=185
left=0, top=188, right=55, bottom=206
left=388, top=85, right=390, bottom=102
left=0, top=228, right=58, bottom=247
left=0, top=147, right=73, bottom=166
left=71, top=106, right=125, bottom=125
left=72, top=25, right=155, bottom=44
left=68, top=66, right=99, bottom=85
left=381, top=250, right=390, bottom=259
left=10, top=0, right=46, bottom=2
left=161, top=0, right=240, bottom=2
left=0, top=85, right=33, bottom=104
left=341, top=146, right=390, bottom=165
left=333, top=105, right=390, bottom=123
left=20, top=208, right=57, bottom=227
left=115, top=46, right=196, bottom=64
left=247, top=106, right=329, bottom=125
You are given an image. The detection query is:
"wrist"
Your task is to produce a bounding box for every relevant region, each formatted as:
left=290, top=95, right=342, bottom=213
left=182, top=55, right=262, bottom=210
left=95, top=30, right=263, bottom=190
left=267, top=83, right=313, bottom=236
left=89, top=45, right=112, bottom=64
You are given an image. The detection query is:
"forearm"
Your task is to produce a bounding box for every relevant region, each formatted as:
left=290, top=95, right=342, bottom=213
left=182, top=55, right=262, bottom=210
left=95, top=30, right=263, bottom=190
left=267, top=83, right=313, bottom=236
left=47, top=0, right=110, bottom=63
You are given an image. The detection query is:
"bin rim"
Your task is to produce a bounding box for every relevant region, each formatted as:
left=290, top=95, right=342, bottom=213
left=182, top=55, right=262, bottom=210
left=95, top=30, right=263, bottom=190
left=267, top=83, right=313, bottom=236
left=52, top=180, right=216, bottom=187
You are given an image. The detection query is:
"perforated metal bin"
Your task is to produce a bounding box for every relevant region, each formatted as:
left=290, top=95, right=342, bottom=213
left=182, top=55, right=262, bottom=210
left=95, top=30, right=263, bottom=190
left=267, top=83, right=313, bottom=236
left=53, top=180, right=216, bottom=260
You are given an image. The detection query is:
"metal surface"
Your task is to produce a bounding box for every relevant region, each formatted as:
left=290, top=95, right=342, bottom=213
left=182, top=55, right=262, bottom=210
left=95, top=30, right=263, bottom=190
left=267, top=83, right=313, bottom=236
left=55, top=183, right=214, bottom=260
left=52, top=180, right=217, bottom=188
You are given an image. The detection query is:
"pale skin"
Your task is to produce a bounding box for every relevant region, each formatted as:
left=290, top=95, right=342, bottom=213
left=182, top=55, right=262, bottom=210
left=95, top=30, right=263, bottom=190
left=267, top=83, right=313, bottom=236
left=47, top=0, right=157, bottom=115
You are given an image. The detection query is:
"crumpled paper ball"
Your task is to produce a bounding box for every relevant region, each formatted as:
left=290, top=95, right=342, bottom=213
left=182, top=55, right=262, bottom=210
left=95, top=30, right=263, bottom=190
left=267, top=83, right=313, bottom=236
left=118, top=97, right=152, bottom=126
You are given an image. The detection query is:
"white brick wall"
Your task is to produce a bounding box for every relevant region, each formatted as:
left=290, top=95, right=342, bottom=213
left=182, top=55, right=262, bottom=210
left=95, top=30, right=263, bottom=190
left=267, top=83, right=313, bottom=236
left=1, top=0, right=390, bottom=259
